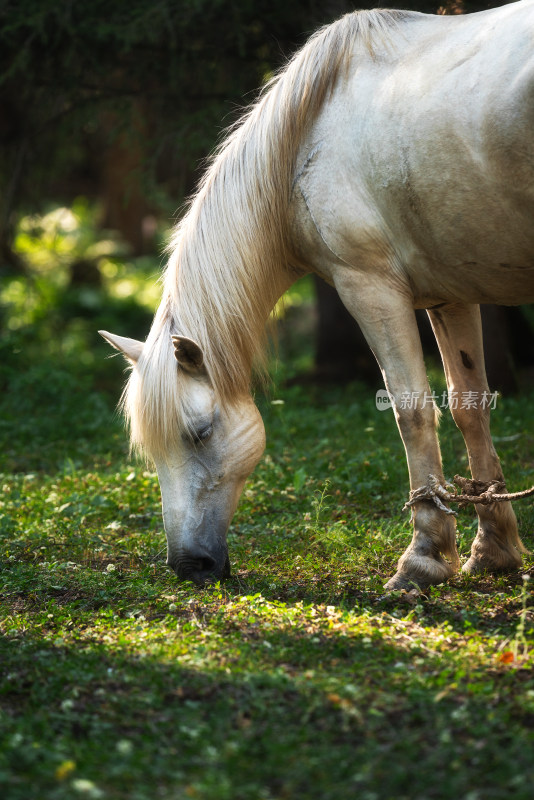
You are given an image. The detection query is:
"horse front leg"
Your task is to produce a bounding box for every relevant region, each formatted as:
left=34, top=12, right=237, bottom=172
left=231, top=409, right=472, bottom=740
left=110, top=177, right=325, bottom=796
left=428, top=302, right=527, bottom=574
left=334, top=272, right=459, bottom=590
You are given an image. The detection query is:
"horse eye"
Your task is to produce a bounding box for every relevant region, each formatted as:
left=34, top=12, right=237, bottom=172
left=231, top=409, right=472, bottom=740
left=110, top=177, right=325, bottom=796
left=193, top=424, right=213, bottom=444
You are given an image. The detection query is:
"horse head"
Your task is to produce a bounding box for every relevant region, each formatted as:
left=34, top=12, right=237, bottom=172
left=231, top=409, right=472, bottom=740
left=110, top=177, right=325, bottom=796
left=99, top=330, right=265, bottom=586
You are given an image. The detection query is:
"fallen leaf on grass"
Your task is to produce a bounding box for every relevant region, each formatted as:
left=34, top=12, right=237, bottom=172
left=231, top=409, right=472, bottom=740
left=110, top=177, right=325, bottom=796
left=498, top=651, right=515, bottom=664
left=55, top=760, right=76, bottom=781
left=400, top=588, right=421, bottom=605
left=327, top=693, right=342, bottom=705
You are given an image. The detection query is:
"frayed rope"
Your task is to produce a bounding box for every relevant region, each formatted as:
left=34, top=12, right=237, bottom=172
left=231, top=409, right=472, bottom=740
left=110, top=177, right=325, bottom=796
left=403, top=474, right=534, bottom=516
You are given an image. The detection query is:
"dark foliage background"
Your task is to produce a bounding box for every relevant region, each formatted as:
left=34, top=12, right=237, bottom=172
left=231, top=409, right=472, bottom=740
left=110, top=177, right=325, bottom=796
left=0, top=0, right=526, bottom=468
left=0, top=0, right=509, bottom=253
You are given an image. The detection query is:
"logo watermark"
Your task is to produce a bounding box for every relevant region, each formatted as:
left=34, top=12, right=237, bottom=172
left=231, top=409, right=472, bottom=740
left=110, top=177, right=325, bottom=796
left=375, top=389, right=394, bottom=410
left=375, top=389, right=498, bottom=411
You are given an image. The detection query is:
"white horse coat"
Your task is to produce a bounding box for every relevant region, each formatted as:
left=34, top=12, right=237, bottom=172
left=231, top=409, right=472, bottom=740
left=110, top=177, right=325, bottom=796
left=102, top=2, right=533, bottom=587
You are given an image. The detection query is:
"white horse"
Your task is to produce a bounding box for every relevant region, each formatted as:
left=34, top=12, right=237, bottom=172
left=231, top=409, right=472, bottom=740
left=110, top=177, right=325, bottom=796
left=101, top=2, right=533, bottom=588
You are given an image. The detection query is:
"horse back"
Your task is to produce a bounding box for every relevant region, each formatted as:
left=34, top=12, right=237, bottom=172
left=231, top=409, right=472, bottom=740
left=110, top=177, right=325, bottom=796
left=292, top=1, right=534, bottom=306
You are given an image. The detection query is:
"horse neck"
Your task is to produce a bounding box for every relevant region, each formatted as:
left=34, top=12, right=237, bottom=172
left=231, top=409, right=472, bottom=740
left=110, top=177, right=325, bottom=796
left=164, top=190, right=297, bottom=404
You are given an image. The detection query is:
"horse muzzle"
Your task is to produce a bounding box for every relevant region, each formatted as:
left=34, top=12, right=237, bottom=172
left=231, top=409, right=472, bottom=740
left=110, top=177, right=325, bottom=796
left=168, top=545, right=231, bottom=586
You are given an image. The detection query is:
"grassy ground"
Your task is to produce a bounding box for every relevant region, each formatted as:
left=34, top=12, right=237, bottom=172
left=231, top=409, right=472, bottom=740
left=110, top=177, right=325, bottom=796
left=1, top=210, right=534, bottom=799
left=2, top=381, right=534, bottom=799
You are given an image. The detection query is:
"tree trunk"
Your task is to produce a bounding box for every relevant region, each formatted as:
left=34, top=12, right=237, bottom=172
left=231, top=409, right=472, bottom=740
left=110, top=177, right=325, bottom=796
left=313, top=277, right=533, bottom=394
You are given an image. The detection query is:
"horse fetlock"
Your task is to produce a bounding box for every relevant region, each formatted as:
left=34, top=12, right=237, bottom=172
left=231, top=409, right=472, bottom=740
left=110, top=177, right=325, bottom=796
left=477, top=502, right=527, bottom=552
left=410, top=503, right=460, bottom=568
left=463, top=503, right=527, bottom=575
left=385, top=547, right=456, bottom=591
left=462, top=530, right=524, bottom=575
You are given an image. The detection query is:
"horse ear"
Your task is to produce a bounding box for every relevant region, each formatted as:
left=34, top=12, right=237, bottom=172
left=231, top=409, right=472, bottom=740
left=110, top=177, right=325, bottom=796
left=172, top=336, right=204, bottom=373
left=99, top=330, right=144, bottom=364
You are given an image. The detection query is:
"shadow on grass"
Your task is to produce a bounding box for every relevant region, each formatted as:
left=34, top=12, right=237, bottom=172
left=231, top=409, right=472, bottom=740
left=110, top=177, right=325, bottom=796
left=226, top=565, right=532, bottom=642
left=1, top=622, right=533, bottom=800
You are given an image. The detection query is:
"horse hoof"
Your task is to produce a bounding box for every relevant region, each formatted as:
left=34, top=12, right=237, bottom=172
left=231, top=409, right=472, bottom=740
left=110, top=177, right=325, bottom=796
left=385, top=552, right=455, bottom=592
left=462, top=552, right=522, bottom=575
left=384, top=572, right=425, bottom=592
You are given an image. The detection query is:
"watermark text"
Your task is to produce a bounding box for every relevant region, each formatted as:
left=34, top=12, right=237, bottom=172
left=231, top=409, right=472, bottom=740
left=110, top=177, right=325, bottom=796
left=375, top=389, right=498, bottom=411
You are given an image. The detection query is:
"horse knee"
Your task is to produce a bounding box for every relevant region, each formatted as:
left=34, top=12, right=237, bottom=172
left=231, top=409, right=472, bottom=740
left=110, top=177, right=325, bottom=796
left=450, top=401, right=489, bottom=438
left=394, top=402, right=438, bottom=446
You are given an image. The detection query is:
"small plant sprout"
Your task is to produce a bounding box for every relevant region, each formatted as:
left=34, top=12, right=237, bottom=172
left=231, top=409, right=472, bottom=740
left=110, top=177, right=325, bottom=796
left=311, top=480, right=331, bottom=535
left=512, top=574, right=531, bottom=660
left=307, top=480, right=351, bottom=553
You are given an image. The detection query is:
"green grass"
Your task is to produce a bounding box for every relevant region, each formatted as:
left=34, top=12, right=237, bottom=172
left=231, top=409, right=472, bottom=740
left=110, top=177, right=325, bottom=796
left=1, top=380, right=534, bottom=800
left=1, top=208, right=534, bottom=798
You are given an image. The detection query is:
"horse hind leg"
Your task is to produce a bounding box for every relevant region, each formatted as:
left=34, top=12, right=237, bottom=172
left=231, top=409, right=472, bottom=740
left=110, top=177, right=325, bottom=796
left=428, top=302, right=527, bottom=575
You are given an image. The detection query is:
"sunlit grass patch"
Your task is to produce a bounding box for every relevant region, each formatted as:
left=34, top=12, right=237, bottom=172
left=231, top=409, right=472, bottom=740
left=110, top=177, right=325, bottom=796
left=2, top=210, right=534, bottom=798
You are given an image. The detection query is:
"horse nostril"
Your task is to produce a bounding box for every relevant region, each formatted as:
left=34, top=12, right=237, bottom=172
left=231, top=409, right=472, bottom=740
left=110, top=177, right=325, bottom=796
left=189, top=555, right=220, bottom=586
left=196, top=556, right=216, bottom=574
left=174, top=553, right=213, bottom=573
left=169, top=548, right=230, bottom=586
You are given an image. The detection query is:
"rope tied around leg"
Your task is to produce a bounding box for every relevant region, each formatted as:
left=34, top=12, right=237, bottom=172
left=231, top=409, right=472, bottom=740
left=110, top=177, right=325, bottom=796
left=403, top=474, right=534, bottom=515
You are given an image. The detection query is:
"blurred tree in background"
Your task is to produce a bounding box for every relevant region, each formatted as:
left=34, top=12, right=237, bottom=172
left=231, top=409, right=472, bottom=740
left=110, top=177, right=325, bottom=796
left=0, top=0, right=505, bottom=260
left=0, top=0, right=529, bottom=468
left=0, top=0, right=364, bottom=260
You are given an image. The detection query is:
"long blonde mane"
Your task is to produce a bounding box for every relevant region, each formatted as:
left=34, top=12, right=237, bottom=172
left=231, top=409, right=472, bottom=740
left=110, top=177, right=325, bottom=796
left=123, top=8, right=414, bottom=457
